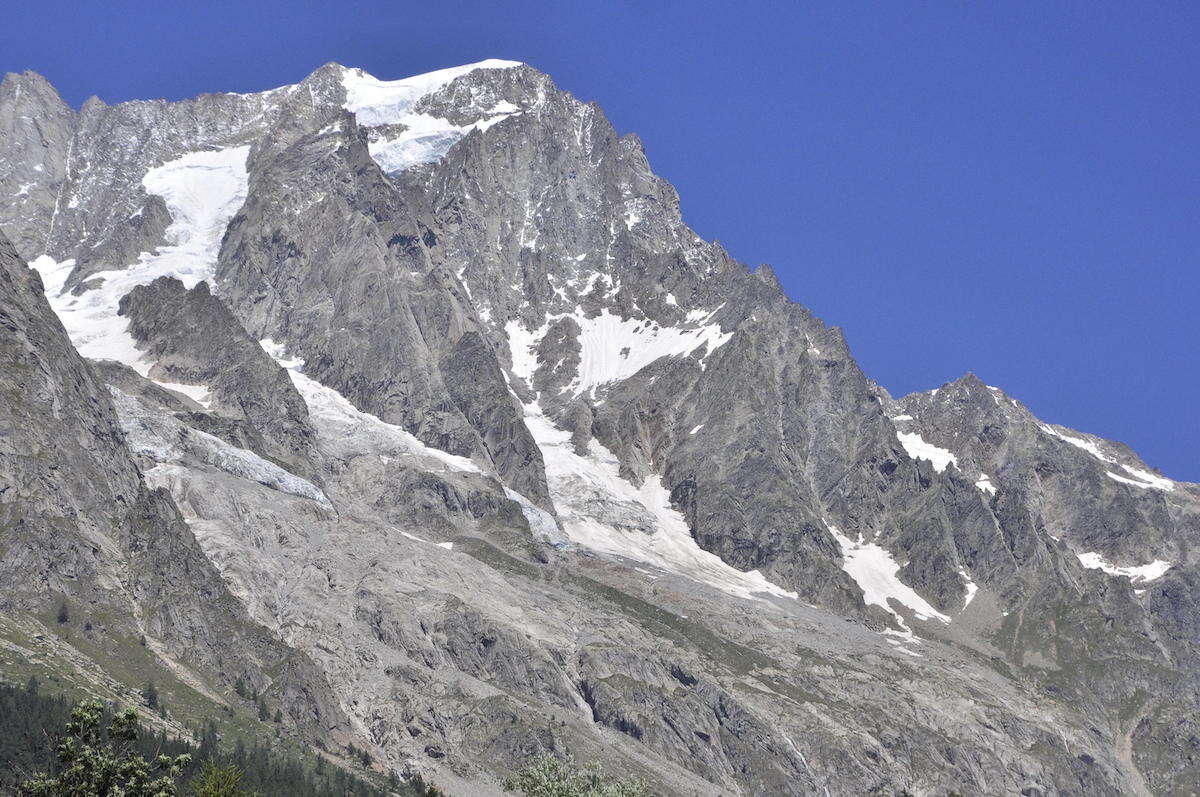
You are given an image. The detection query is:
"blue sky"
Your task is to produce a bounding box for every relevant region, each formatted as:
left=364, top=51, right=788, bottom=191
left=4, top=1, right=1197, bottom=480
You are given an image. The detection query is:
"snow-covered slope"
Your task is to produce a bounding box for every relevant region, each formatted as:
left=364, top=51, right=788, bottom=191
left=30, top=146, right=249, bottom=372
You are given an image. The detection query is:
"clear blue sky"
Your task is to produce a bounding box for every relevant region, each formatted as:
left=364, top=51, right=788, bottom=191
left=4, top=1, right=1197, bottom=480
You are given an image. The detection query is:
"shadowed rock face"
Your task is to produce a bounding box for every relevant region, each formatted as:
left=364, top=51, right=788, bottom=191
left=118, top=275, right=316, bottom=477
left=2, top=60, right=1199, bottom=794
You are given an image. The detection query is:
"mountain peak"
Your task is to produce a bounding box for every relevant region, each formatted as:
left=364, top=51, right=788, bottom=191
left=3, top=54, right=1199, bottom=797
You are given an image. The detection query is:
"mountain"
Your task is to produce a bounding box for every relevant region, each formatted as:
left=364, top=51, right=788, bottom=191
left=1, top=59, right=1197, bottom=795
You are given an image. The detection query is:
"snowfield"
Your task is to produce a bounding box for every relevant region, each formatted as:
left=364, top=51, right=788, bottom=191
left=506, top=307, right=732, bottom=398
left=31, top=146, right=250, bottom=373
left=522, top=403, right=797, bottom=603
left=339, top=60, right=523, bottom=173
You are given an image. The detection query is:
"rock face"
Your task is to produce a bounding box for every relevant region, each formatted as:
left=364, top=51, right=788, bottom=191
left=2, top=59, right=1198, bottom=795
left=118, top=276, right=316, bottom=477
left=0, top=230, right=348, bottom=744
left=0, top=72, right=74, bottom=261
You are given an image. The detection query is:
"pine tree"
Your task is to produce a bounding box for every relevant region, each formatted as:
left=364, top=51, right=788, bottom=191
left=56, top=600, right=69, bottom=624
left=143, top=681, right=159, bottom=711
left=190, top=760, right=250, bottom=797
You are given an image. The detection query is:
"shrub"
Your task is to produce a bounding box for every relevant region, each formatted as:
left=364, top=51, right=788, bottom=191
left=503, top=753, right=650, bottom=797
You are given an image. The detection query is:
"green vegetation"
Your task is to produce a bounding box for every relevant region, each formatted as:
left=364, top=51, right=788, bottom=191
left=143, top=681, right=160, bottom=712
left=190, top=760, right=251, bottom=796
left=503, top=754, right=650, bottom=797
left=20, top=697, right=192, bottom=796
left=0, top=679, right=438, bottom=796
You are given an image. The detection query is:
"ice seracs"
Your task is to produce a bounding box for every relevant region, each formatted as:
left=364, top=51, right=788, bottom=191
left=112, top=388, right=328, bottom=506
left=339, top=60, right=523, bottom=173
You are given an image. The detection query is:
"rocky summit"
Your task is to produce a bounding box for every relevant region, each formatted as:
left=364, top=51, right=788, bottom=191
left=1, top=60, right=1197, bottom=795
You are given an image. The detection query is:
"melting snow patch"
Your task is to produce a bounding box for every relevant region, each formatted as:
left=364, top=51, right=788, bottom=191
left=896, top=432, right=958, bottom=473
left=1076, top=552, right=1171, bottom=583
left=975, top=474, right=996, bottom=495
left=506, top=308, right=732, bottom=398
left=524, top=404, right=796, bottom=603
left=826, top=523, right=950, bottom=628
left=30, top=146, right=250, bottom=373
left=959, top=568, right=978, bottom=608
left=689, top=424, right=704, bottom=435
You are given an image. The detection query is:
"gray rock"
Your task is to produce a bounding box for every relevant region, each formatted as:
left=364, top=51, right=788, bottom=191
left=118, top=275, right=315, bottom=477
left=3, top=59, right=1198, bottom=795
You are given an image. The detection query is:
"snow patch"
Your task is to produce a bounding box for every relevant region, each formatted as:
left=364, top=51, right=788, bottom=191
left=398, top=529, right=454, bottom=551
left=505, top=318, right=547, bottom=386
left=524, top=404, right=796, bottom=603
left=151, top=379, right=212, bottom=409
left=975, top=474, right=996, bottom=495
left=959, top=568, right=978, bottom=608
left=1076, top=552, right=1171, bottom=583
left=258, top=338, right=305, bottom=370
left=689, top=424, right=704, bottom=435
left=507, top=308, right=732, bottom=398
left=897, top=431, right=958, bottom=473
left=826, top=523, right=950, bottom=627
left=1107, top=471, right=1151, bottom=489
left=1041, top=425, right=1174, bottom=492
